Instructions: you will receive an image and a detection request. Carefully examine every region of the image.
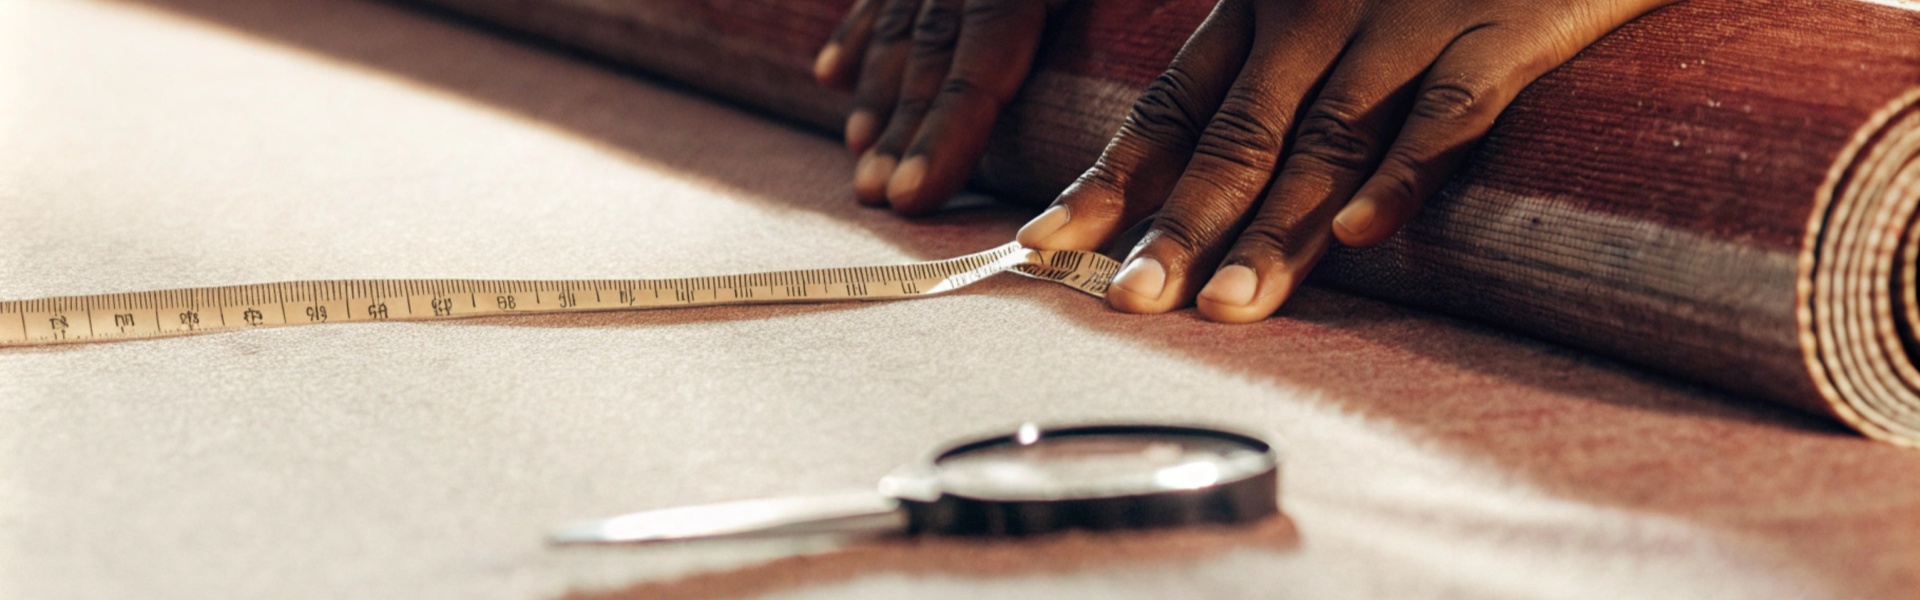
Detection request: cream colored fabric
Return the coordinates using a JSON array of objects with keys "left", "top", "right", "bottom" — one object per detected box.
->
[{"left": 4, "top": 1, "right": 1918, "bottom": 599}]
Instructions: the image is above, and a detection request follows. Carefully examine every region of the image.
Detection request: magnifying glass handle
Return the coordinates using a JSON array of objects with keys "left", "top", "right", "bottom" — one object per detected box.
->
[{"left": 547, "top": 491, "right": 907, "bottom": 545}]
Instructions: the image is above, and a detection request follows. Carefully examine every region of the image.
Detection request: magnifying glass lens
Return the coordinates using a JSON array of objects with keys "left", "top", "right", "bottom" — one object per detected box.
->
[
  {"left": 933, "top": 431, "right": 1272, "bottom": 502},
  {"left": 550, "top": 423, "right": 1281, "bottom": 544}
]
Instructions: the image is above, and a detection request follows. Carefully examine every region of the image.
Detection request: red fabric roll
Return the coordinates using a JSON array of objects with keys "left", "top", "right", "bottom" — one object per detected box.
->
[{"left": 414, "top": 0, "right": 1920, "bottom": 444}]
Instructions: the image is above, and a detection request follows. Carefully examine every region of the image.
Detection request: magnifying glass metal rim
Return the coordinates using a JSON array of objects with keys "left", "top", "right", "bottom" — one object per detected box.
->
[
  {"left": 548, "top": 421, "right": 1284, "bottom": 545},
  {"left": 884, "top": 421, "right": 1283, "bottom": 502},
  {"left": 885, "top": 422, "right": 1283, "bottom": 536}
]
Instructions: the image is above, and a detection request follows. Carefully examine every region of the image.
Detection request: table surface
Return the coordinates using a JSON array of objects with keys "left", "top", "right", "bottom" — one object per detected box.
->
[{"left": 6, "top": 1, "right": 1920, "bottom": 599}]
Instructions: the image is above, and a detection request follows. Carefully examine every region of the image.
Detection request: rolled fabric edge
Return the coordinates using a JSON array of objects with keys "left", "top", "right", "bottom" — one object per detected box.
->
[{"left": 1805, "top": 86, "right": 1920, "bottom": 446}]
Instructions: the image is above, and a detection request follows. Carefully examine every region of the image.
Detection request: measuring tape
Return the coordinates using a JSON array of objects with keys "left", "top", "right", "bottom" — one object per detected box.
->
[{"left": 0, "top": 243, "right": 1117, "bottom": 347}]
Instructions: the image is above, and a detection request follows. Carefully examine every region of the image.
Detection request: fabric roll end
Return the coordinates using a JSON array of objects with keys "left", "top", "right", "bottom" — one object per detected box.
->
[{"left": 1804, "top": 86, "right": 1920, "bottom": 447}]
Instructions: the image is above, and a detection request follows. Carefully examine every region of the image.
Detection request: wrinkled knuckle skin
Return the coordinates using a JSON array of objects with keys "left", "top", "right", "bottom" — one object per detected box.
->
[
  {"left": 1373, "top": 150, "right": 1428, "bottom": 205},
  {"left": 936, "top": 76, "right": 989, "bottom": 106},
  {"left": 1153, "top": 201, "right": 1244, "bottom": 256},
  {"left": 1291, "top": 99, "right": 1375, "bottom": 172},
  {"left": 1064, "top": 170, "right": 1130, "bottom": 220},
  {"left": 1120, "top": 68, "right": 1209, "bottom": 153},
  {"left": 1149, "top": 211, "right": 1210, "bottom": 256},
  {"left": 1077, "top": 161, "right": 1127, "bottom": 194},
  {"left": 873, "top": 0, "right": 919, "bottom": 43},
  {"left": 1193, "top": 99, "right": 1284, "bottom": 173},
  {"left": 912, "top": 5, "right": 963, "bottom": 48},
  {"left": 1412, "top": 78, "right": 1492, "bottom": 122},
  {"left": 1235, "top": 221, "right": 1311, "bottom": 260}
]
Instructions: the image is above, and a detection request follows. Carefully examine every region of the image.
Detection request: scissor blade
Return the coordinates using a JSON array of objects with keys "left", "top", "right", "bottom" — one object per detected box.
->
[{"left": 548, "top": 491, "right": 906, "bottom": 545}]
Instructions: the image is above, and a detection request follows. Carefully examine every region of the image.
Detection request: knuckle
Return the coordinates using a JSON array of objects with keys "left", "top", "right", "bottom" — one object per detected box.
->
[
  {"left": 1373, "top": 150, "right": 1428, "bottom": 204},
  {"left": 1157, "top": 211, "right": 1241, "bottom": 255},
  {"left": 1234, "top": 221, "right": 1311, "bottom": 258},
  {"left": 1192, "top": 97, "right": 1284, "bottom": 173},
  {"left": 1119, "top": 67, "right": 1210, "bottom": 153},
  {"left": 1063, "top": 170, "right": 1129, "bottom": 218},
  {"left": 1154, "top": 196, "right": 1246, "bottom": 254},
  {"left": 1290, "top": 99, "right": 1376, "bottom": 172},
  {"left": 1412, "top": 77, "right": 1494, "bottom": 122},
  {"left": 936, "top": 75, "right": 990, "bottom": 106},
  {"left": 872, "top": 0, "right": 919, "bottom": 43},
  {"left": 912, "top": 4, "right": 963, "bottom": 48},
  {"left": 1150, "top": 211, "right": 1209, "bottom": 253}
]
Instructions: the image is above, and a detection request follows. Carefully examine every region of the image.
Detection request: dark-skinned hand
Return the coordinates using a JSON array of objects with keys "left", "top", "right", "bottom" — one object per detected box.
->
[
  {"left": 813, "top": 0, "right": 1071, "bottom": 214},
  {"left": 816, "top": 0, "right": 1676, "bottom": 322}
]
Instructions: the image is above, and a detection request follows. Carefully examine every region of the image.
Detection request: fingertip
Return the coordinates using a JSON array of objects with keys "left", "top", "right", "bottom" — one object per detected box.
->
[
  {"left": 1195, "top": 264, "right": 1295, "bottom": 324},
  {"left": 813, "top": 43, "right": 843, "bottom": 86},
  {"left": 853, "top": 152, "right": 896, "bottom": 204},
  {"left": 1332, "top": 196, "right": 1379, "bottom": 246},
  {"left": 885, "top": 156, "right": 928, "bottom": 211},
  {"left": 1026, "top": 180, "right": 1129, "bottom": 251},
  {"left": 844, "top": 111, "right": 878, "bottom": 155},
  {"left": 1015, "top": 205, "right": 1070, "bottom": 248},
  {"left": 1106, "top": 256, "right": 1173, "bottom": 314},
  {"left": 1197, "top": 264, "right": 1256, "bottom": 306},
  {"left": 1336, "top": 194, "right": 1397, "bottom": 246},
  {"left": 1334, "top": 193, "right": 1417, "bottom": 247},
  {"left": 1195, "top": 301, "right": 1271, "bottom": 324}
]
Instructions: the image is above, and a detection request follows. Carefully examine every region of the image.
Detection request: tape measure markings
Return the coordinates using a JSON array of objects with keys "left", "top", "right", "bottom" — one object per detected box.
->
[{"left": 0, "top": 243, "right": 1117, "bottom": 347}]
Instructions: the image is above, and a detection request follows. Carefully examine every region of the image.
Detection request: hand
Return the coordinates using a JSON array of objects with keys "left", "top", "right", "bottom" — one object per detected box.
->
[
  {"left": 813, "top": 0, "right": 1067, "bottom": 215},
  {"left": 1013, "top": 0, "right": 1675, "bottom": 322}
]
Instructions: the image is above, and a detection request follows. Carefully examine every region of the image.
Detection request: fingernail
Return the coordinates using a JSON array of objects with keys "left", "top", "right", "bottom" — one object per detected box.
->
[
  {"left": 813, "top": 43, "right": 840, "bottom": 81},
  {"left": 1016, "top": 205, "right": 1070, "bottom": 246},
  {"left": 844, "top": 110, "right": 877, "bottom": 153},
  {"left": 886, "top": 156, "right": 927, "bottom": 206},
  {"left": 1334, "top": 197, "right": 1377, "bottom": 240},
  {"left": 1112, "top": 257, "right": 1166, "bottom": 300},
  {"left": 1199, "top": 265, "right": 1258, "bottom": 307},
  {"left": 854, "top": 153, "right": 896, "bottom": 201}
]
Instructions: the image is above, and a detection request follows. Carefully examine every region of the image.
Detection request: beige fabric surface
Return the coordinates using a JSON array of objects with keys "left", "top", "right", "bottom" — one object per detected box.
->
[{"left": 5, "top": 1, "right": 1920, "bottom": 599}]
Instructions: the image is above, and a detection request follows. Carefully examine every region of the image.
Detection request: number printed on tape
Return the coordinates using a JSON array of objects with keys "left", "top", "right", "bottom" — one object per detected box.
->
[{"left": 0, "top": 243, "right": 1118, "bottom": 347}]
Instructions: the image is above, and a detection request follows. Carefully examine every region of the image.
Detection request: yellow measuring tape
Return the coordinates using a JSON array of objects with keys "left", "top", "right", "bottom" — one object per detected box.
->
[{"left": 0, "top": 243, "right": 1117, "bottom": 347}]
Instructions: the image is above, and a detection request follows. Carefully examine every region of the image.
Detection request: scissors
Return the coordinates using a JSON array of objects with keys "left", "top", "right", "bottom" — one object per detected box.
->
[{"left": 549, "top": 422, "right": 1282, "bottom": 544}]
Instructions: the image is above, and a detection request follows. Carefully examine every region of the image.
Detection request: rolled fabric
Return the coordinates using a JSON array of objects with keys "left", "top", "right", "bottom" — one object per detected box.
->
[{"left": 411, "top": 0, "right": 1920, "bottom": 444}]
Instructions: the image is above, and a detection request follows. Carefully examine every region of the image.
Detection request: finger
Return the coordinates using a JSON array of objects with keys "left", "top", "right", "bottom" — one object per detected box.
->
[
  {"left": 1015, "top": 0, "right": 1257, "bottom": 252},
  {"left": 815, "top": 0, "right": 883, "bottom": 89},
  {"left": 882, "top": 0, "right": 1050, "bottom": 214},
  {"left": 1107, "top": 2, "right": 1352, "bottom": 314},
  {"left": 852, "top": 0, "right": 965, "bottom": 206},
  {"left": 1336, "top": 23, "right": 1582, "bottom": 247},
  {"left": 843, "top": 0, "right": 924, "bottom": 163},
  {"left": 1197, "top": 24, "right": 1451, "bottom": 323}
]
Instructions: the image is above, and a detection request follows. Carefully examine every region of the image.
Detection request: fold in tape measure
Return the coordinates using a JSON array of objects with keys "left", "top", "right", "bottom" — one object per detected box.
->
[{"left": 0, "top": 243, "right": 1117, "bottom": 347}]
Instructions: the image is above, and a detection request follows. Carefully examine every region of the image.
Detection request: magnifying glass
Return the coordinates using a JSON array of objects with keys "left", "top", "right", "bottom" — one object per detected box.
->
[{"left": 548, "top": 422, "right": 1282, "bottom": 544}]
